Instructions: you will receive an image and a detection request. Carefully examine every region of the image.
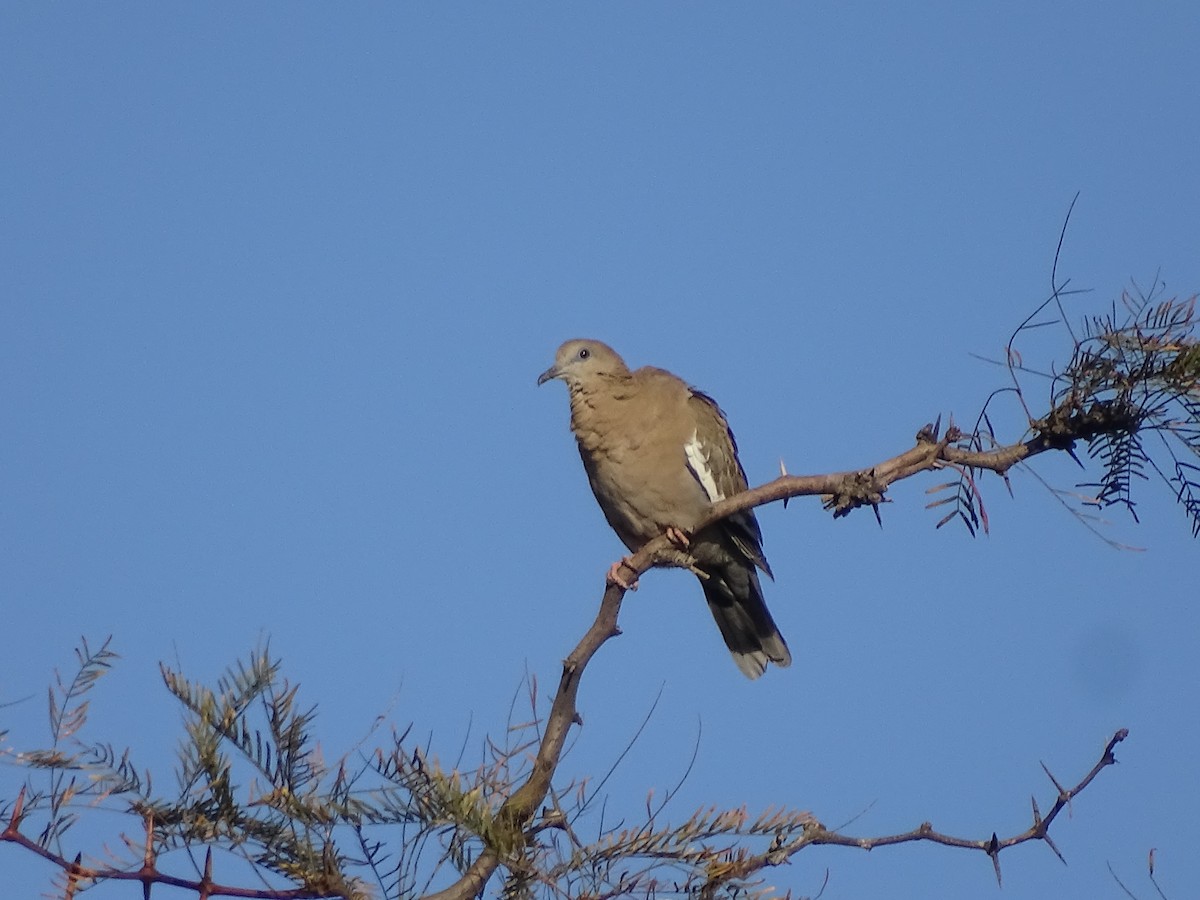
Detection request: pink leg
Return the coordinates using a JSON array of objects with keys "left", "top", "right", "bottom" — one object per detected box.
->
[
  {"left": 606, "top": 557, "right": 639, "bottom": 590},
  {"left": 665, "top": 526, "right": 691, "bottom": 548}
]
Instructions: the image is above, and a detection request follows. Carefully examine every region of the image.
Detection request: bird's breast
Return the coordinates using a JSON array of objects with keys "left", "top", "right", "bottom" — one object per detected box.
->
[{"left": 569, "top": 389, "right": 711, "bottom": 547}]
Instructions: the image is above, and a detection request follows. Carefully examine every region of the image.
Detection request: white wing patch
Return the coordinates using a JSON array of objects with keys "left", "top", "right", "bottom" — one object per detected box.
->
[{"left": 685, "top": 429, "right": 725, "bottom": 502}]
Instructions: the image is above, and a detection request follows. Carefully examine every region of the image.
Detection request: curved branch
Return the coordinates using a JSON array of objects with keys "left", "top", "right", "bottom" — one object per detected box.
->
[
  {"left": 422, "top": 583, "right": 630, "bottom": 900},
  {"left": 711, "top": 728, "right": 1130, "bottom": 891},
  {"left": 802, "top": 728, "right": 1126, "bottom": 880}
]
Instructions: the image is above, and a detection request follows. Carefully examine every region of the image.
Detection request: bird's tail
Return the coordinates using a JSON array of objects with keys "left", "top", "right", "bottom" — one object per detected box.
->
[{"left": 700, "top": 566, "right": 792, "bottom": 680}]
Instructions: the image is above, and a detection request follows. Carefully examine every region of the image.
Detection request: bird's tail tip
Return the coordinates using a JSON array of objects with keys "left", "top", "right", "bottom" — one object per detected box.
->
[{"left": 731, "top": 642, "right": 791, "bottom": 680}]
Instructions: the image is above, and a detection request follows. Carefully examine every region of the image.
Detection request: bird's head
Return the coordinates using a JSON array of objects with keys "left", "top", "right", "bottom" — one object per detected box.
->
[{"left": 537, "top": 339, "right": 630, "bottom": 389}]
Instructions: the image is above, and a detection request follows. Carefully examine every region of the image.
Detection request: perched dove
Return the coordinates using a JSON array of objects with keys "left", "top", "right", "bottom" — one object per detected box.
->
[{"left": 538, "top": 339, "right": 791, "bottom": 679}]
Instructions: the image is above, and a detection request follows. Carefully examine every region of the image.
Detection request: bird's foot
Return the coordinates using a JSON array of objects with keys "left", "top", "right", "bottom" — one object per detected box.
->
[
  {"left": 606, "top": 557, "right": 639, "bottom": 591},
  {"left": 665, "top": 526, "right": 691, "bottom": 549}
]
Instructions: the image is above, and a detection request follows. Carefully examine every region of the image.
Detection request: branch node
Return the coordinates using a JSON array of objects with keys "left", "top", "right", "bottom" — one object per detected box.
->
[
  {"left": 1104, "top": 728, "right": 1130, "bottom": 763},
  {"left": 824, "top": 470, "right": 888, "bottom": 519}
]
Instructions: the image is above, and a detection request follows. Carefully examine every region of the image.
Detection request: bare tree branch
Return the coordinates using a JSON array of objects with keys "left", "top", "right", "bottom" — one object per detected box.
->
[{"left": 767, "top": 729, "right": 1128, "bottom": 887}]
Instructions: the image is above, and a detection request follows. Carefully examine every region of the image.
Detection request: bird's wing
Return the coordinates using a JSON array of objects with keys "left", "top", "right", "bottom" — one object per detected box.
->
[{"left": 685, "top": 389, "right": 772, "bottom": 579}]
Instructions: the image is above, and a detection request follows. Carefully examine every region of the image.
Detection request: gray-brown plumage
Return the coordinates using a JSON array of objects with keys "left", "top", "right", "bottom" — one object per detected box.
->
[{"left": 538, "top": 338, "right": 791, "bottom": 679}]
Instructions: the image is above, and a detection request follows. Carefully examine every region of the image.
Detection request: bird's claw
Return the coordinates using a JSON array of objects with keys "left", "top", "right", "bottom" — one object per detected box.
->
[
  {"left": 606, "top": 558, "right": 639, "bottom": 591},
  {"left": 665, "top": 526, "right": 691, "bottom": 549}
]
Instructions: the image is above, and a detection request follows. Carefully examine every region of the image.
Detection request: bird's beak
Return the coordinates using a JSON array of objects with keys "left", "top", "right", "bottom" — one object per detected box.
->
[{"left": 536, "top": 364, "right": 560, "bottom": 386}]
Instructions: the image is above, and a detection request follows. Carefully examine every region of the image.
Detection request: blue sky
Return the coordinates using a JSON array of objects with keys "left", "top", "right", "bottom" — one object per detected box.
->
[{"left": 2, "top": 5, "right": 1198, "bottom": 898}]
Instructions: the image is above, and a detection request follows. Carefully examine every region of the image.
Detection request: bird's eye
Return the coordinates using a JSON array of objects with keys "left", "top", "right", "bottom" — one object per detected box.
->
[{"left": 578, "top": 347, "right": 590, "bottom": 360}]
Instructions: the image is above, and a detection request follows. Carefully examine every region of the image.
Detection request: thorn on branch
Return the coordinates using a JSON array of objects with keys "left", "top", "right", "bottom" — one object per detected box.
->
[
  {"left": 67, "top": 856, "right": 83, "bottom": 900},
  {"left": 200, "top": 849, "right": 214, "bottom": 900},
  {"left": 143, "top": 811, "right": 156, "bottom": 868},
  {"left": 1041, "top": 761, "right": 1069, "bottom": 803},
  {"left": 1043, "top": 831, "right": 1066, "bottom": 865},
  {"left": 4, "top": 785, "right": 26, "bottom": 837},
  {"left": 987, "top": 832, "right": 1002, "bottom": 886}
]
